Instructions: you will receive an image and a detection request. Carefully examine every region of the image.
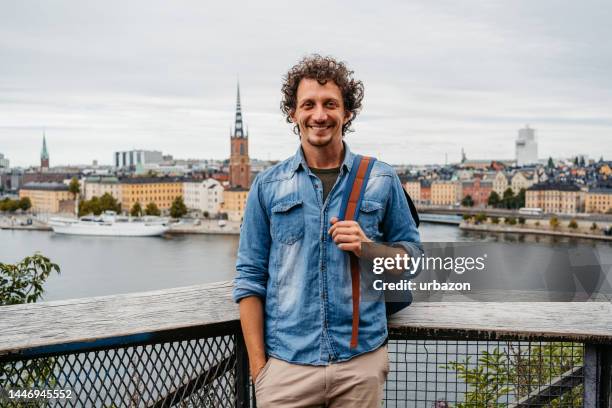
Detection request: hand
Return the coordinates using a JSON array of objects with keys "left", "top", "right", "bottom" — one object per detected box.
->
[
  {"left": 251, "top": 358, "right": 267, "bottom": 382},
  {"left": 328, "top": 217, "right": 372, "bottom": 257}
]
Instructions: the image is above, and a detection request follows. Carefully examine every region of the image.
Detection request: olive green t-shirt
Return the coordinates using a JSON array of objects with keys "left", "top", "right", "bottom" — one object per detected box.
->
[{"left": 311, "top": 167, "right": 341, "bottom": 203}]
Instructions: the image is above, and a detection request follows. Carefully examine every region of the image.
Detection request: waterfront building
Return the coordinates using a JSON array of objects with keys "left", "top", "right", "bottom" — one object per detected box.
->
[
  {"left": 19, "top": 182, "right": 72, "bottom": 214},
  {"left": 0, "top": 153, "right": 9, "bottom": 170},
  {"left": 431, "top": 180, "right": 462, "bottom": 206},
  {"left": 229, "top": 83, "right": 251, "bottom": 189},
  {"left": 420, "top": 180, "right": 432, "bottom": 205},
  {"left": 41, "top": 133, "right": 50, "bottom": 170},
  {"left": 526, "top": 182, "right": 582, "bottom": 214},
  {"left": 404, "top": 181, "right": 421, "bottom": 204},
  {"left": 493, "top": 171, "right": 510, "bottom": 196},
  {"left": 516, "top": 125, "right": 538, "bottom": 166},
  {"left": 221, "top": 187, "right": 249, "bottom": 221},
  {"left": 120, "top": 177, "right": 183, "bottom": 212},
  {"left": 585, "top": 187, "right": 612, "bottom": 214},
  {"left": 114, "top": 150, "right": 163, "bottom": 170},
  {"left": 183, "top": 178, "right": 224, "bottom": 216},
  {"left": 84, "top": 176, "right": 122, "bottom": 202},
  {"left": 461, "top": 178, "right": 493, "bottom": 207},
  {"left": 511, "top": 171, "right": 537, "bottom": 194}
]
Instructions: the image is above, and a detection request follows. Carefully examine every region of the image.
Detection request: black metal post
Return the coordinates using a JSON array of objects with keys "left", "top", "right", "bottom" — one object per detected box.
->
[
  {"left": 584, "top": 344, "right": 612, "bottom": 408},
  {"left": 235, "top": 330, "right": 251, "bottom": 408}
]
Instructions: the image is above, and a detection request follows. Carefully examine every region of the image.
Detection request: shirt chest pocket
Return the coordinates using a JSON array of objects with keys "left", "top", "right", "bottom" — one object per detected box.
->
[
  {"left": 357, "top": 200, "right": 384, "bottom": 239},
  {"left": 271, "top": 199, "right": 305, "bottom": 245}
]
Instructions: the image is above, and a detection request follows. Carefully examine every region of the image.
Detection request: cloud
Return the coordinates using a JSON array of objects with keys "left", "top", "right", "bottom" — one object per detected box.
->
[{"left": 0, "top": 0, "right": 610, "bottom": 166}]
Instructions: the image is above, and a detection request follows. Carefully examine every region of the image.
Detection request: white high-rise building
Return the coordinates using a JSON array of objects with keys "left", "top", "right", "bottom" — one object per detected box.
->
[
  {"left": 0, "top": 153, "right": 9, "bottom": 170},
  {"left": 515, "top": 125, "right": 538, "bottom": 166},
  {"left": 114, "top": 150, "right": 163, "bottom": 169}
]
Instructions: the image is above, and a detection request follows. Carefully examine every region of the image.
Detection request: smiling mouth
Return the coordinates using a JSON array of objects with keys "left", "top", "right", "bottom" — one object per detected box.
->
[{"left": 308, "top": 124, "right": 333, "bottom": 129}]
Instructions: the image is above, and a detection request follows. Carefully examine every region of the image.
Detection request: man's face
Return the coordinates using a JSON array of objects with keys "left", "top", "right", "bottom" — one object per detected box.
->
[{"left": 291, "top": 78, "right": 350, "bottom": 149}]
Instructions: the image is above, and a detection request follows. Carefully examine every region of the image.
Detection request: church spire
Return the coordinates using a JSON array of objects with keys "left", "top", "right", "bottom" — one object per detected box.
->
[
  {"left": 41, "top": 131, "right": 50, "bottom": 169},
  {"left": 233, "top": 82, "right": 245, "bottom": 138}
]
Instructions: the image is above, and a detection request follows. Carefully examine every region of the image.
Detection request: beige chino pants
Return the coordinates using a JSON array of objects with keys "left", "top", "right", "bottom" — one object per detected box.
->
[{"left": 254, "top": 345, "right": 389, "bottom": 408}]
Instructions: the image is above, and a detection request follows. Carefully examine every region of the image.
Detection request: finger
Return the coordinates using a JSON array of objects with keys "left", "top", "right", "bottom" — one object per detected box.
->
[
  {"left": 330, "top": 217, "right": 339, "bottom": 224},
  {"left": 333, "top": 234, "right": 361, "bottom": 244},
  {"left": 331, "top": 226, "right": 359, "bottom": 239},
  {"left": 338, "top": 242, "right": 360, "bottom": 252}
]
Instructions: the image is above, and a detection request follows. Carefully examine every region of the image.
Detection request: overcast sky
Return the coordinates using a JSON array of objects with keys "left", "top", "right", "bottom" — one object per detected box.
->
[{"left": 1, "top": 0, "right": 611, "bottom": 167}]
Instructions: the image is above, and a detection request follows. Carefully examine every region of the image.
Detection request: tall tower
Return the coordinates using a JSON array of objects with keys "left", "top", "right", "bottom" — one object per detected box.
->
[
  {"left": 229, "top": 83, "right": 250, "bottom": 188},
  {"left": 41, "top": 132, "right": 50, "bottom": 170},
  {"left": 515, "top": 125, "right": 538, "bottom": 166}
]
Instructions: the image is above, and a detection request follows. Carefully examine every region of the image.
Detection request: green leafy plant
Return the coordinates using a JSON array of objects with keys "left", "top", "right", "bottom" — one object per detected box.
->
[
  {"left": 444, "top": 342, "right": 583, "bottom": 407},
  {"left": 568, "top": 219, "right": 578, "bottom": 229},
  {"left": 170, "top": 196, "right": 187, "bottom": 219},
  {"left": 1, "top": 254, "right": 61, "bottom": 399},
  {"left": 0, "top": 254, "right": 60, "bottom": 305}
]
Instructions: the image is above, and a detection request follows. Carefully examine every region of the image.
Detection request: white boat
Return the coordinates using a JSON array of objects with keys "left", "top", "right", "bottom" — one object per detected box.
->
[{"left": 49, "top": 211, "right": 169, "bottom": 237}]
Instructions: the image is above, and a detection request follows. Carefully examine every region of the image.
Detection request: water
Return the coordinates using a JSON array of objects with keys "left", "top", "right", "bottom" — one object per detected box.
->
[{"left": 1, "top": 224, "right": 610, "bottom": 301}]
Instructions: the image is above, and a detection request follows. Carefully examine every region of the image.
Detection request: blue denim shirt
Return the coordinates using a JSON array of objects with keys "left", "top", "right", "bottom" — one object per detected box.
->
[{"left": 232, "top": 143, "right": 421, "bottom": 365}]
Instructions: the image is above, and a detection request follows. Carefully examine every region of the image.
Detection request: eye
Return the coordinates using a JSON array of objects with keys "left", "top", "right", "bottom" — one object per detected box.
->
[{"left": 326, "top": 101, "right": 338, "bottom": 108}]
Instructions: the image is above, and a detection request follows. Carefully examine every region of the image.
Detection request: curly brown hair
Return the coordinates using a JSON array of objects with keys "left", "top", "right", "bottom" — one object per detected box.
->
[{"left": 280, "top": 54, "right": 364, "bottom": 136}]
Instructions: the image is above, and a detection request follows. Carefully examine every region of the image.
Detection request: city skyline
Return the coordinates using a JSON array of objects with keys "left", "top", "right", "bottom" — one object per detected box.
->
[{"left": 1, "top": 0, "right": 611, "bottom": 167}]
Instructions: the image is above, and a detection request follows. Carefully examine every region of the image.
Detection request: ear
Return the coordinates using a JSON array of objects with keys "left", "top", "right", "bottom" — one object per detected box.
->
[
  {"left": 289, "top": 109, "right": 297, "bottom": 123},
  {"left": 343, "top": 110, "right": 352, "bottom": 124}
]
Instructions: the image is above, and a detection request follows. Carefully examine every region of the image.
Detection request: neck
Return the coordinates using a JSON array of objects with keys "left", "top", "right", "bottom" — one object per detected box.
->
[{"left": 301, "top": 139, "right": 344, "bottom": 169}]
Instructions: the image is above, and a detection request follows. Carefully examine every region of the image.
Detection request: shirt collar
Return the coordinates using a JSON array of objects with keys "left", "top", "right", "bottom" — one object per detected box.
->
[{"left": 290, "top": 141, "right": 355, "bottom": 175}]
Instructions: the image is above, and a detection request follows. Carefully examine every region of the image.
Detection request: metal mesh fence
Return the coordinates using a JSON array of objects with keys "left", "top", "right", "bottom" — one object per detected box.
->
[
  {"left": 1, "top": 334, "right": 239, "bottom": 407},
  {"left": 1, "top": 336, "right": 588, "bottom": 407},
  {"left": 385, "top": 339, "right": 584, "bottom": 408}
]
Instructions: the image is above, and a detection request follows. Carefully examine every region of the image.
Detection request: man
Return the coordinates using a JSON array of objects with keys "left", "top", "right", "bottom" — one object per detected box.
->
[{"left": 232, "top": 54, "right": 421, "bottom": 407}]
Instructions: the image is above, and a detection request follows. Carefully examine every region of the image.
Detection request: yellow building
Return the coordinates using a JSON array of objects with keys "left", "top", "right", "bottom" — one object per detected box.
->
[
  {"left": 84, "top": 176, "right": 122, "bottom": 202},
  {"left": 120, "top": 177, "right": 184, "bottom": 212},
  {"left": 404, "top": 181, "right": 421, "bottom": 204},
  {"left": 221, "top": 187, "right": 249, "bottom": 222},
  {"left": 526, "top": 183, "right": 582, "bottom": 214},
  {"left": 431, "top": 180, "right": 462, "bottom": 206},
  {"left": 585, "top": 188, "right": 612, "bottom": 213},
  {"left": 19, "top": 182, "right": 73, "bottom": 214}
]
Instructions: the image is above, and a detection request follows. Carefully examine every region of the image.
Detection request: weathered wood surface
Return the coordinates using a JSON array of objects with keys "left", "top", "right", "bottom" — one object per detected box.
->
[
  {"left": 388, "top": 302, "right": 612, "bottom": 343},
  {"left": 0, "top": 281, "right": 239, "bottom": 355},
  {"left": 1, "top": 280, "right": 612, "bottom": 355}
]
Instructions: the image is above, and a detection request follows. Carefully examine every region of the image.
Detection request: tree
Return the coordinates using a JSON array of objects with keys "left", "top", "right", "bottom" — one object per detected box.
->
[
  {"left": 516, "top": 188, "right": 526, "bottom": 209},
  {"left": 518, "top": 217, "right": 526, "bottom": 225},
  {"left": 487, "top": 191, "right": 500, "bottom": 207},
  {"left": 145, "top": 202, "right": 161, "bottom": 216},
  {"left": 170, "top": 196, "right": 187, "bottom": 219},
  {"left": 574, "top": 156, "right": 579, "bottom": 166},
  {"left": 130, "top": 202, "right": 143, "bottom": 217},
  {"left": 591, "top": 222, "right": 598, "bottom": 231},
  {"left": 18, "top": 197, "right": 31, "bottom": 211},
  {"left": 547, "top": 157, "right": 555, "bottom": 169},
  {"left": 203, "top": 211, "right": 210, "bottom": 219},
  {"left": 579, "top": 156, "right": 585, "bottom": 167},
  {"left": 461, "top": 195, "right": 474, "bottom": 207},
  {"left": 568, "top": 219, "right": 578, "bottom": 229},
  {"left": 491, "top": 216, "right": 500, "bottom": 224},
  {"left": 68, "top": 177, "right": 80, "bottom": 216},
  {"left": 68, "top": 177, "right": 80, "bottom": 199},
  {"left": 78, "top": 196, "right": 102, "bottom": 216},
  {"left": 502, "top": 188, "right": 516, "bottom": 209},
  {"left": 505, "top": 216, "right": 517, "bottom": 225},
  {"left": 549, "top": 216, "right": 560, "bottom": 229},
  {"left": 99, "top": 193, "right": 121, "bottom": 213},
  {"left": 474, "top": 213, "right": 487, "bottom": 224},
  {"left": 1, "top": 253, "right": 60, "bottom": 306}
]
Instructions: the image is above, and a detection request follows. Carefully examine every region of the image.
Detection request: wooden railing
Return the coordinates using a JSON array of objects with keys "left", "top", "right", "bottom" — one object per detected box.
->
[{"left": 1, "top": 281, "right": 611, "bottom": 407}]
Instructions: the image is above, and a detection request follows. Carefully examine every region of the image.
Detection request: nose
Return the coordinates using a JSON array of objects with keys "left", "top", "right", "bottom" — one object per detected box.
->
[{"left": 312, "top": 105, "right": 327, "bottom": 122}]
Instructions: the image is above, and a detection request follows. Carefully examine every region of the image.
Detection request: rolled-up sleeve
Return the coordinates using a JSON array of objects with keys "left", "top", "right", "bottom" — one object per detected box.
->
[
  {"left": 232, "top": 175, "right": 271, "bottom": 303},
  {"left": 382, "top": 174, "right": 424, "bottom": 277}
]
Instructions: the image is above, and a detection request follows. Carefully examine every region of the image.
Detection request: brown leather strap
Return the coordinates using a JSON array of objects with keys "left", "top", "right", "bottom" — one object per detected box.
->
[{"left": 344, "top": 156, "right": 372, "bottom": 349}]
